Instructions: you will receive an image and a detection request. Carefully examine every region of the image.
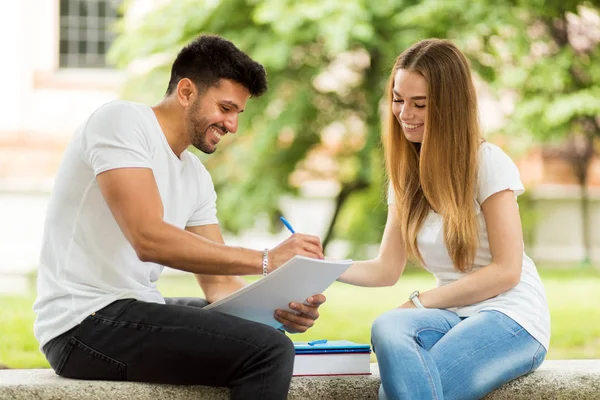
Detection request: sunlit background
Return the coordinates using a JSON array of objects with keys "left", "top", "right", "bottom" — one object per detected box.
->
[{"left": 1, "top": 0, "right": 599, "bottom": 369}]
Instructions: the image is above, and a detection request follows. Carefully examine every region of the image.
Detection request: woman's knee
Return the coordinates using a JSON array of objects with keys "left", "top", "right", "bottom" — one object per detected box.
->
[
  {"left": 372, "top": 308, "right": 460, "bottom": 353},
  {"left": 371, "top": 310, "right": 412, "bottom": 349}
]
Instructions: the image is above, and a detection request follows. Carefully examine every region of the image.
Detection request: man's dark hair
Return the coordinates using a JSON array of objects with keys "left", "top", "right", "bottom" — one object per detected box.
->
[{"left": 165, "top": 35, "right": 267, "bottom": 97}]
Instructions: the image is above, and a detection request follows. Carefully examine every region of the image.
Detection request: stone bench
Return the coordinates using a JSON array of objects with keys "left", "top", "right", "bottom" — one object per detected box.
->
[{"left": 0, "top": 360, "right": 598, "bottom": 399}]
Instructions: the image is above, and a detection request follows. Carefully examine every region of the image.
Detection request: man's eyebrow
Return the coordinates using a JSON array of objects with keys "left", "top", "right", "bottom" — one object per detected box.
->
[
  {"left": 392, "top": 89, "right": 426, "bottom": 100},
  {"left": 221, "top": 100, "right": 244, "bottom": 113}
]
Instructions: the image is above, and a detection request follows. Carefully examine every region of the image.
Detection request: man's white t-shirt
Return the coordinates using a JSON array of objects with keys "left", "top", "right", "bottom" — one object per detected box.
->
[
  {"left": 33, "top": 101, "right": 219, "bottom": 351},
  {"left": 389, "top": 142, "right": 551, "bottom": 350}
]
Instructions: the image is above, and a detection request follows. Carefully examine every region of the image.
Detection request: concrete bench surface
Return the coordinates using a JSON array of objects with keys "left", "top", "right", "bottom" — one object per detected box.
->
[{"left": 0, "top": 360, "right": 598, "bottom": 399}]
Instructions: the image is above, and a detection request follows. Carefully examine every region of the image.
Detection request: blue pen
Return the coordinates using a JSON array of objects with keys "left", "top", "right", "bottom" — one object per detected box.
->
[
  {"left": 308, "top": 339, "right": 328, "bottom": 346},
  {"left": 279, "top": 216, "right": 296, "bottom": 234}
]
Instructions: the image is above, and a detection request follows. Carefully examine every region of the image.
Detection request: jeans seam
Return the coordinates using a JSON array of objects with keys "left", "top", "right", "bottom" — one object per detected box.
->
[
  {"left": 54, "top": 338, "right": 75, "bottom": 376},
  {"left": 90, "top": 314, "right": 265, "bottom": 351},
  {"left": 529, "top": 344, "right": 545, "bottom": 373},
  {"left": 482, "top": 310, "right": 524, "bottom": 336},
  {"left": 414, "top": 328, "right": 447, "bottom": 350},
  {"left": 415, "top": 327, "right": 448, "bottom": 336},
  {"left": 438, "top": 329, "right": 517, "bottom": 381},
  {"left": 414, "top": 341, "right": 439, "bottom": 400},
  {"left": 528, "top": 348, "right": 536, "bottom": 373},
  {"left": 90, "top": 314, "right": 164, "bottom": 331},
  {"left": 260, "top": 349, "right": 271, "bottom": 396}
]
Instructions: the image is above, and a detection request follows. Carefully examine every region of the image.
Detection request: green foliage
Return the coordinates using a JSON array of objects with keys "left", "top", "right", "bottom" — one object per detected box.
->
[
  {"left": 0, "top": 296, "right": 48, "bottom": 368},
  {"left": 108, "top": 0, "right": 599, "bottom": 256},
  {"left": 517, "top": 191, "right": 538, "bottom": 251},
  {"left": 480, "top": 3, "right": 600, "bottom": 144},
  {"left": 545, "top": 87, "right": 600, "bottom": 126},
  {"left": 334, "top": 150, "right": 388, "bottom": 258}
]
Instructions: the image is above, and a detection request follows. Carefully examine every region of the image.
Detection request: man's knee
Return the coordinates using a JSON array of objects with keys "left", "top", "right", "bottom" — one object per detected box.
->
[{"left": 265, "top": 329, "right": 295, "bottom": 368}]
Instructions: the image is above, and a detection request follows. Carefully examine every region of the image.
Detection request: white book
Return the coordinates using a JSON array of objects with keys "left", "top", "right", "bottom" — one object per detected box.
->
[
  {"left": 203, "top": 256, "right": 353, "bottom": 328},
  {"left": 293, "top": 353, "right": 372, "bottom": 376}
]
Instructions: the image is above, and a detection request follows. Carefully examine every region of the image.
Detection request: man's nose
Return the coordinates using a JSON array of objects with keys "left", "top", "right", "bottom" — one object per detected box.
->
[{"left": 224, "top": 115, "right": 238, "bottom": 134}]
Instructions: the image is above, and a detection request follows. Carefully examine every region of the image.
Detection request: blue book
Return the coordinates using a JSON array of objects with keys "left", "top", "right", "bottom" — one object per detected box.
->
[
  {"left": 292, "top": 340, "right": 372, "bottom": 376},
  {"left": 294, "top": 340, "right": 371, "bottom": 354}
]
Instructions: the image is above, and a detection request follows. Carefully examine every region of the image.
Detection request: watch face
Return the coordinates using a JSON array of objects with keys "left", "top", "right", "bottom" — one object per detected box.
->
[{"left": 410, "top": 290, "right": 419, "bottom": 299}]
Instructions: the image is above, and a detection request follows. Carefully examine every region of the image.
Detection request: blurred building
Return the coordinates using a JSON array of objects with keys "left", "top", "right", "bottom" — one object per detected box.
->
[
  {"left": 0, "top": 0, "right": 122, "bottom": 292},
  {"left": 0, "top": 1, "right": 598, "bottom": 294},
  {"left": 516, "top": 146, "right": 600, "bottom": 265}
]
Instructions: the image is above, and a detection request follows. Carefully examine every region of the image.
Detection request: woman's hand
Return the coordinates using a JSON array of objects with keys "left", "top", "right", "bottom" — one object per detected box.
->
[{"left": 397, "top": 300, "right": 417, "bottom": 309}]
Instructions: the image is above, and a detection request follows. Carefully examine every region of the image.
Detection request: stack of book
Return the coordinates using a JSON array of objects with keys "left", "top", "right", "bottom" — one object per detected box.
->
[{"left": 292, "top": 340, "right": 371, "bottom": 376}]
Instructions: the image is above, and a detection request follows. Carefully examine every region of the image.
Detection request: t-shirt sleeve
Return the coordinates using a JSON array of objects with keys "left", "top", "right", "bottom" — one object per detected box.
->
[
  {"left": 387, "top": 183, "right": 396, "bottom": 205},
  {"left": 186, "top": 159, "right": 219, "bottom": 227},
  {"left": 477, "top": 143, "right": 525, "bottom": 205},
  {"left": 81, "top": 102, "right": 154, "bottom": 176}
]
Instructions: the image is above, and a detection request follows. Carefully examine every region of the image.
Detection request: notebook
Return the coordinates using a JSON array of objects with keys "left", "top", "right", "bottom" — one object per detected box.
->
[
  {"left": 203, "top": 256, "right": 353, "bottom": 329},
  {"left": 293, "top": 340, "right": 372, "bottom": 376},
  {"left": 294, "top": 340, "right": 370, "bottom": 353}
]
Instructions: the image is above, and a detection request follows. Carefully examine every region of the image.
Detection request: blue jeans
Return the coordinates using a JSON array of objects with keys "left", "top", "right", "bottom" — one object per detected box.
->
[{"left": 371, "top": 309, "right": 546, "bottom": 400}]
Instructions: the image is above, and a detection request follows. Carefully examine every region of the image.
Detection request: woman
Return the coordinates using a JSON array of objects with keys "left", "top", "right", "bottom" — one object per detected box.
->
[{"left": 339, "top": 39, "right": 550, "bottom": 399}]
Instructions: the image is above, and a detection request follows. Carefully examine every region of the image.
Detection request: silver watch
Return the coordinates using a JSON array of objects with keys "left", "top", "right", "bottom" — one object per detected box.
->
[{"left": 409, "top": 290, "right": 425, "bottom": 308}]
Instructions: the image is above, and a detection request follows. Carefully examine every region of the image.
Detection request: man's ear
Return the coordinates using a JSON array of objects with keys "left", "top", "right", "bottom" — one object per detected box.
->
[{"left": 176, "top": 78, "right": 196, "bottom": 108}]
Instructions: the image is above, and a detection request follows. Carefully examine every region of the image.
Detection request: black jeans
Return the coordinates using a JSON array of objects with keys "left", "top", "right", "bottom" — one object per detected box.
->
[{"left": 43, "top": 298, "right": 295, "bottom": 400}]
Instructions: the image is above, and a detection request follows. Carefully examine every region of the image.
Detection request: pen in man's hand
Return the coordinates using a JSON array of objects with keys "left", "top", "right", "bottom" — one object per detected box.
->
[{"left": 279, "top": 216, "right": 296, "bottom": 234}]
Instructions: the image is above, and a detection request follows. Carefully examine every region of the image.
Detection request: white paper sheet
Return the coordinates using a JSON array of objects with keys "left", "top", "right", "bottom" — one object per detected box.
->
[{"left": 203, "top": 256, "right": 353, "bottom": 328}]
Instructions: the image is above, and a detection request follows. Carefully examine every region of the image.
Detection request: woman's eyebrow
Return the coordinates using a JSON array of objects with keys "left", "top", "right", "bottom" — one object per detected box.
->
[{"left": 392, "top": 89, "right": 426, "bottom": 100}]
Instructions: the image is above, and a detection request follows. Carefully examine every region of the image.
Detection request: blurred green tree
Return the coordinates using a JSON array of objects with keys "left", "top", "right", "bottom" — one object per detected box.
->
[
  {"left": 109, "top": 0, "right": 598, "bottom": 259},
  {"left": 470, "top": 1, "right": 600, "bottom": 265}
]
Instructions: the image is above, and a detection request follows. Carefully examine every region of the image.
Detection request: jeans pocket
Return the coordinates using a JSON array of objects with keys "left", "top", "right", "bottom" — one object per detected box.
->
[
  {"left": 529, "top": 344, "right": 547, "bottom": 373},
  {"left": 58, "top": 337, "right": 126, "bottom": 381}
]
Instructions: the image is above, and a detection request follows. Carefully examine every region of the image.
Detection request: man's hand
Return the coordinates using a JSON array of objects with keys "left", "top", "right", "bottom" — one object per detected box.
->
[
  {"left": 269, "top": 233, "right": 324, "bottom": 271},
  {"left": 274, "top": 294, "right": 326, "bottom": 333}
]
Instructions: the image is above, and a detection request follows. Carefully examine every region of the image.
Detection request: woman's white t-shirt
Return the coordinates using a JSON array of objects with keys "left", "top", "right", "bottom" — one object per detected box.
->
[
  {"left": 33, "top": 101, "right": 219, "bottom": 351},
  {"left": 389, "top": 142, "right": 550, "bottom": 350}
]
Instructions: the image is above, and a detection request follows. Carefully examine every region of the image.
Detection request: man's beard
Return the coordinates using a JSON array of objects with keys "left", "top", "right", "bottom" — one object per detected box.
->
[{"left": 187, "top": 100, "right": 215, "bottom": 154}]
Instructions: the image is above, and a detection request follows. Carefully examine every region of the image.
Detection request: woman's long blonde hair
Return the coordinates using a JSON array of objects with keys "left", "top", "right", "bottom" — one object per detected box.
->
[{"left": 384, "top": 39, "right": 482, "bottom": 272}]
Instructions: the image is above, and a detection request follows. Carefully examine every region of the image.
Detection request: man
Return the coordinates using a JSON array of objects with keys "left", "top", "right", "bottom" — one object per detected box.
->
[{"left": 33, "top": 35, "right": 326, "bottom": 399}]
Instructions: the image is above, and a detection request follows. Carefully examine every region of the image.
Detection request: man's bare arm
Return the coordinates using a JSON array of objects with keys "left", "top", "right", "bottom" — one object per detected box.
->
[
  {"left": 186, "top": 225, "right": 328, "bottom": 333},
  {"left": 185, "top": 224, "right": 247, "bottom": 303},
  {"left": 97, "top": 168, "right": 323, "bottom": 275}
]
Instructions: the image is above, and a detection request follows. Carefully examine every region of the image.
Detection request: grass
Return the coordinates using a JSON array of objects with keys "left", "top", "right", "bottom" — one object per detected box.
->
[{"left": 1, "top": 267, "right": 599, "bottom": 368}]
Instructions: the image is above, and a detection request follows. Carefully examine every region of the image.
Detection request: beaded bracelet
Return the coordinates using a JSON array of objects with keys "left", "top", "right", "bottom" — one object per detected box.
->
[{"left": 262, "top": 248, "right": 269, "bottom": 276}]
